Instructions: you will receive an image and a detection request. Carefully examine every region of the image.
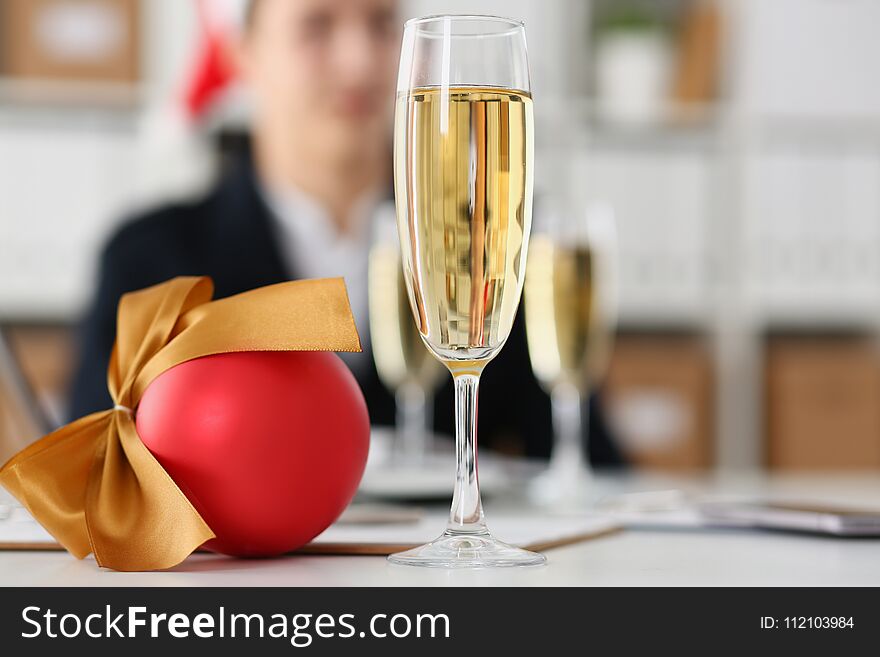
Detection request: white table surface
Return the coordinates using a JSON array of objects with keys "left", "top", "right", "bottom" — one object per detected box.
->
[{"left": 3, "top": 472, "right": 880, "bottom": 587}]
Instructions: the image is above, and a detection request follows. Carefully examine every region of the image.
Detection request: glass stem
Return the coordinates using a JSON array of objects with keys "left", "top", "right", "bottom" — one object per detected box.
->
[
  {"left": 549, "top": 382, "right": 589, "bottom": 482},
  {"left": 395, "top": 381, "right": 428, "bottom": 464},
  {"left": 446, "top": 369, "right": 488, "bottom": 535}
]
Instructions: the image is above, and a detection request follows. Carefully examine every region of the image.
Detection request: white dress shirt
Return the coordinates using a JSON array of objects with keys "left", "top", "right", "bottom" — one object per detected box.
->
[{"left": 260, "top": 183, "right": 383, "bottom": 376}]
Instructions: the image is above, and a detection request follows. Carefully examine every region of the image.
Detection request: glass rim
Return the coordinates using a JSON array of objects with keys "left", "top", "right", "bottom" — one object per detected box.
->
[{"left": 404, "top": 14, "right": 525, "bottom": 30}]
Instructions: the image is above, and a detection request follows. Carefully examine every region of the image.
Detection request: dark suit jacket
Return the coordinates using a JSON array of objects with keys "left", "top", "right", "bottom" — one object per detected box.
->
[{"left": 69, "top": 152, "right": 623, "bottom": 465}]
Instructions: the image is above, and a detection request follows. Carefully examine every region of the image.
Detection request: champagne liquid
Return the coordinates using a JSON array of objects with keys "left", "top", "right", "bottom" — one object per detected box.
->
[
  {"left": 368, "top": 244, "right": 444, "bottom": 391},
  {"left": 394, "top": 86, "right": 534, "bottom": 364},
  {"left": 524, "top": 237, "right": 613, "bottom": 393}
]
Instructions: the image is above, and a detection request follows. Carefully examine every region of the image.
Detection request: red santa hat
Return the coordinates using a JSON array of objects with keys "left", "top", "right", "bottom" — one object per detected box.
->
[
  {"left": 132, "top": 1, "right": 248, "bottom": 205},
  {"left": 182, "top": 0, "right": 247, "bottom": 121}
]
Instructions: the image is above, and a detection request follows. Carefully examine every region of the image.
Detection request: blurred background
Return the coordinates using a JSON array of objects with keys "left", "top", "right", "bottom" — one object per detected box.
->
[{"left": 1, "top": 0, "right": 879, "bottom": 475}]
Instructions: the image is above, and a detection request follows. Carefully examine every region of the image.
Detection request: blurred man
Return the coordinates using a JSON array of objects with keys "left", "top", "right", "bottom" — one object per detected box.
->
[{"left": 71, "top": 0, "right": 622, "bottom": 465}]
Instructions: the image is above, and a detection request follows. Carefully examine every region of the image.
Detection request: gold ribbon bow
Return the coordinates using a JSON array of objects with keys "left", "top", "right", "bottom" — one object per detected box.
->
[{"left": 0, "top": 276, "right": 361, "bottom": 571}]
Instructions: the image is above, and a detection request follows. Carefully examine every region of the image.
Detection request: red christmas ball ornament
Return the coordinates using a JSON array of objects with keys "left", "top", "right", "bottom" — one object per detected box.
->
[{"left": 135, "top": 350, "right": 369, "bottom": 557}]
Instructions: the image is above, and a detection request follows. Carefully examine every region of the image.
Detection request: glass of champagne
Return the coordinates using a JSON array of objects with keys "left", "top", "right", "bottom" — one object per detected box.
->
[
  {"left": 389, "top": 15, "right": 544, "bottom": 567},
  {"left": 369, "top": 204, "right": 444, "bottom": 463},
  {"left": 524, "top": 202, "right": 618, "bottom": 504}
]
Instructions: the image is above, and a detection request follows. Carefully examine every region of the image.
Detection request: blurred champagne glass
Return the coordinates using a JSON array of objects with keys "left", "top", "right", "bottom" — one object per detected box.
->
[
  {"left": 524, "top": 202, "right": 618, "bottom": 503},
  {"left": 369, "top": 206, "right": 444, "bottom": 463}
]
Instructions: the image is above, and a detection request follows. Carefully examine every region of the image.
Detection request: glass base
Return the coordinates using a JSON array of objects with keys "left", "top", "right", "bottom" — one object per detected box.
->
[
  {"left": 529, "top": 466, "right": 597, "bottom": 509},
  {"left": 387, "top": 530, "right": 547, "bottom": 568}
]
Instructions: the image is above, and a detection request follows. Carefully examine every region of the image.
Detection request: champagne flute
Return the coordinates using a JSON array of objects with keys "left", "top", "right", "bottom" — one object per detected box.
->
[
  {"left": 524, "top": 202, "right": 618, "bottom": 503},
  {"left": 389, "top": 15, "right": 543, "bottom": 567},
  {"left": 369, "top": 205, "right": 444, "bottom": 463}
]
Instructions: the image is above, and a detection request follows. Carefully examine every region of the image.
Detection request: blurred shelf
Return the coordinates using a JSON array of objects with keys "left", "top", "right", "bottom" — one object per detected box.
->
[
  {"left": 617, "top": 307, "right": 713, "bottom": 332},
  {"left": 536, "top": 95, "right": 723, "bottom": 152},
  {"left": 0, "top": 298, "right": 87, "bottom": 325},
  {"left": 744, "top": 114, "right": 880, "bottom": 150},
  {"left": 755, "top": 307, "right": 880, "bottom": 333},
  {"left": 583, "top": 124, "right": 720, "bottom": 153},
  {"left": 0, "top": 76, "right": 144, "bottom": 112}
]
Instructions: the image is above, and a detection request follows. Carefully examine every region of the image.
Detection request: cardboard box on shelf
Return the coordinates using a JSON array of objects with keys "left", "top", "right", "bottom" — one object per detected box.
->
[
  {"left": 765, "top": 335, "right": 880, "bottom": 470},
  {"left": 1, "top": 0, "right": 139, "bottom": 83},
  {"left": 0, "top": 381, "right": 41, "bottom": 464},
  {"left": 603, "top": 333, "right": 714, "bottom": 471},
  {"left": 0, "top": 326, "right": 73, "bottom": 462},
  {"left": 672, "top": 0, "right": 722, "bottom": 106}
]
